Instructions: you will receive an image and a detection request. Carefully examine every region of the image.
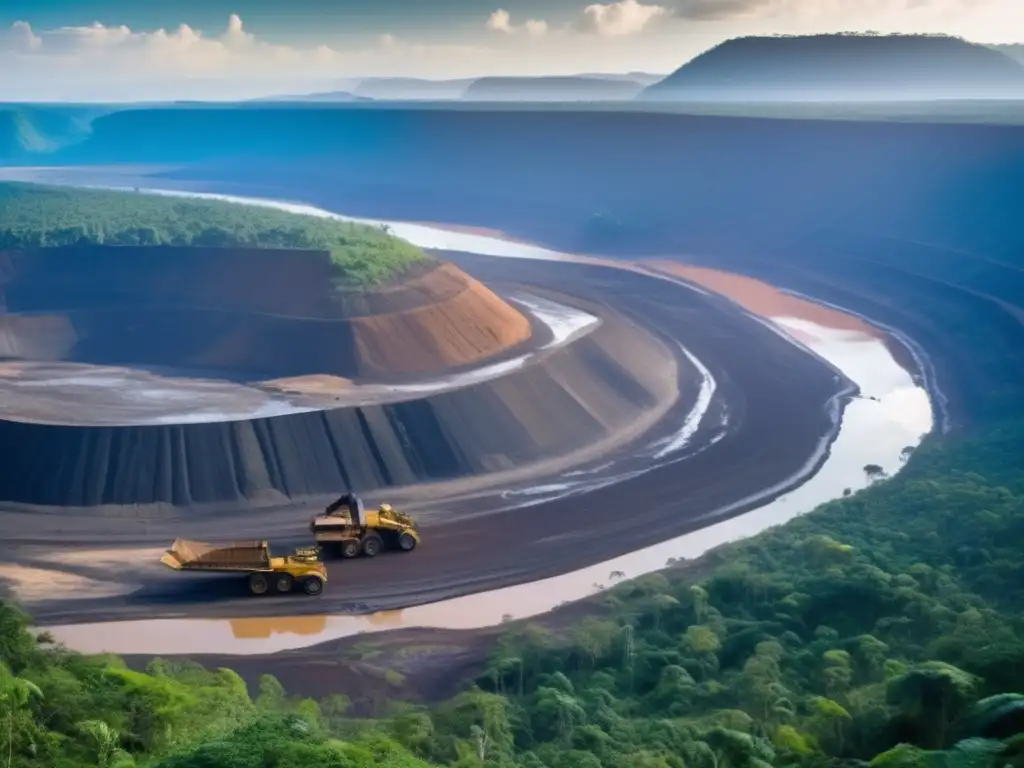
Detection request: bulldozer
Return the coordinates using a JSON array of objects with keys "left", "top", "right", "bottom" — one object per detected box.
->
[{"left": 310, "top": 493, "right": 420, "bottom": 558}]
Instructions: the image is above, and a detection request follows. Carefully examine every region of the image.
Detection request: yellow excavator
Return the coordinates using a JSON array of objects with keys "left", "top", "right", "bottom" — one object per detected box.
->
[{"left": 309, "top": 493, "right": 420, "bottom": 558}]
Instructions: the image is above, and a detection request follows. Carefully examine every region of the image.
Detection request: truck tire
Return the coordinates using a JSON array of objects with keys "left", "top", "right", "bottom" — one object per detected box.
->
[
  {"left": 274, "top": 574, "right": 294, "bottom": 593},
  {"left": 340, "top": 540, "right": 361, "bottom": 559},
  {"left": 248, "top": 573, "right": 269, "bottom": 595},
  {"left": 362, "top": 534, "right": 383, "bottom": 557},
  {"left": 303, "top": 576, "right": 324, "bottom": 596},
  {"left": 398, "top": 532, "right": 417, "bottom": 552}
]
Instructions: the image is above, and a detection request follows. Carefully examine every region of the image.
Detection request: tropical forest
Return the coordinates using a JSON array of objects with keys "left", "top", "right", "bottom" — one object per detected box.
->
[
  {"left": 2, "top": 417, "right": 1023, "bottom": 767},
  {"left": 0, "top": 183, "right": 427, "bottom": 288}
]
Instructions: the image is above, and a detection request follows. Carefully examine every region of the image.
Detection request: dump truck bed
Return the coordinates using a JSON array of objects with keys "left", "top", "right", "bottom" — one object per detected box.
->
[{"left": 161, "top": 538, "right": 272, "bottom": 573}]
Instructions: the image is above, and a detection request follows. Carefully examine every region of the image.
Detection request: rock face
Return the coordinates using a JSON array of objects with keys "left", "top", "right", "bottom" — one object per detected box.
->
[
  {"left": 0, "top": 246, "right": 678, "bottom": 509},
  {"left": 0, "top": 247, "right": 531, "bottom": 379},
  {"left": 0, "top": 312, "right": 672, "bottom": 508}
]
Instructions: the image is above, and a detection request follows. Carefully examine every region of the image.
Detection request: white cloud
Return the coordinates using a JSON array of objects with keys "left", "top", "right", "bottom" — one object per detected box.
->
[
  {"left": 487, "top": 9, "right": 514, "bottom": 33},
  {"left": 45, "top": 21, "right": 135, "bottom": 51},
  {"left": 1, "top": 14, "right": 337, "bottom": 76},
  {"left": 3, "top": 20, "right": 42, "bottom": 52},
  {"left": 665, "top": 0, "right": 1021, "bottom": 27},
  {"left": 486, "top": 9, "right": 549, "bottom": 37},
  {"left": 378, "top": 33, "right": 401, "bottom": 52},
  {"left": 523, "top": 19, "right": 551, "bottom": 37},
  {"left": 224, "top": 13, "right": 250, "bottom": 45},
  {"left": 2, "top": 1, "right": 1022, "bottom": 101},
  {"left": 0, "top": 15, "right": 354, "bottom": 100},
  {"left": 488, "top": 2, "right": 668, "bottom": 39},
  {"left": 580, "top": 0, "right": 669, "bottom": 36}
]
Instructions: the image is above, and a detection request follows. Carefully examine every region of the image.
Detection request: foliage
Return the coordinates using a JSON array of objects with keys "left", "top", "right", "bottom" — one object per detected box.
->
[
  {"left": 0, "top": 604, "right": 434, "bottom": 767},
  {"left": 451, "top": 423, "right": 1024, "bottom": 767},
  {"left": 0, "top": 182, "right": 429, "bottom": 287},
  {"left": 2, "top": 424, "right": 1023, "bottom": 767}
]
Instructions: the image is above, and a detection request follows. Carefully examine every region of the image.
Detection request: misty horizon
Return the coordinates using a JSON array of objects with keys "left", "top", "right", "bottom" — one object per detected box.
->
[{"left": 3, "top": 0, "right": 1024, "bottom": 101}]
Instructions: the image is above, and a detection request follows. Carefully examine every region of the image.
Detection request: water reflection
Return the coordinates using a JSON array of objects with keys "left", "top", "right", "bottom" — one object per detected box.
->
[{"left": 230, "top": 616, "right": 328, "bottom": 639}]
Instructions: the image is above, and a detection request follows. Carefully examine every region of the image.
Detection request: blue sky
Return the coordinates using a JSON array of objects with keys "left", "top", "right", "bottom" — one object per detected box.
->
[
  {"left": 2, "top": 0, "right": 1022, "bottom": 101},
  {"left": 2, "top": 0, "right": 569, "bottom": 40}
]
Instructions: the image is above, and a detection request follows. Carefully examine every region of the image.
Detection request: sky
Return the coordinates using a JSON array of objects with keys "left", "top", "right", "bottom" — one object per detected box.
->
[{"left": 2, "top": 0, "right": 1023, "bottom": 101}]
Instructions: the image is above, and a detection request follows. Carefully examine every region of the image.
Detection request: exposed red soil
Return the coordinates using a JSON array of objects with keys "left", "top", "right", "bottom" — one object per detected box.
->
[
  {"left": 643, "top": 260, "right": 923, "bottom": 377},
  {"left": 0, "top": 250, "right": 533, "bottom": 380},
  {"left": 644, "top": 261, "right": 885, "bottom": 338},
  {"left": 349, "top": 263, "right": 532, "bottom": 376},
  {"left": 259, "top": 374, "right": 354, "bottom": 395}
]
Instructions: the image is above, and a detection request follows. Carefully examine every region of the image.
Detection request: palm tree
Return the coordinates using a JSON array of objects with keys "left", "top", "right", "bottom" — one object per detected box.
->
[
  {"left": 0, "top": 663, "right": 43, "bottom": 768},
  {"left": 77, "top": 720, "right": 134, "bottom": 768}
]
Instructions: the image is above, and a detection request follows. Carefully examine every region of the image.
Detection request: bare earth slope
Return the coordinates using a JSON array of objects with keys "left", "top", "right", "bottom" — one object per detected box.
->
[
  {"left": 343, "top": 262, "right": 531, "bottom": 375},
  {"left": 0, "top": 246, "right": 680, "bottom": 509},
  {"left": 0, "top": 302, "right": 673, "bottom": 508},
  {"left": 0, "top": 248, "right": 531, "bottom": 379},
  {"left": 5, "top": 255, "right": 845, "bottom": 628}
]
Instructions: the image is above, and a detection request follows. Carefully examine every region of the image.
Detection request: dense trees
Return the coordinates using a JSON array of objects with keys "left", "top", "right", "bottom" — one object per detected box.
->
[
  {"left": 0, "top": 604, "right": 432, "bottom": 767},
  {"left": 0, "top": 182, "right": 428, "bottom": 287},
  {"left": 450, "top": 423, "right": 1024, "bottom": 767},
  {"left": 1, "top": 424, "right": 1023, "bottom": 767}
]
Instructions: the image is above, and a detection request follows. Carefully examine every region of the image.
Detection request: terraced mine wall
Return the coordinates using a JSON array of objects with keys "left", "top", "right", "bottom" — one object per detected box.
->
[
  {"left": 27, "top": 107, "right": 1022, "bottom": 257},
  {"left": 0, "top": 247, "right": 531, "bottom": 379},
  {"left": 0, "top": 302, "right": 674, "bottom": 508},
  {"left": 48, "top": 106, "right": 1015, "bottom": 429}
]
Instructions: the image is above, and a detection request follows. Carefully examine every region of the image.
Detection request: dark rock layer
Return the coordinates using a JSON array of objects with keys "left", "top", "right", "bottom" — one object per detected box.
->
[{"left": 0, "top": 296, "right": 674, "bottom": 507}]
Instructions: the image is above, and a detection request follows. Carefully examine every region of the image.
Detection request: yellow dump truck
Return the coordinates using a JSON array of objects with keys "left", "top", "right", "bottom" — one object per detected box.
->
[
  {"left": 310, "top": 493, "right": 420, "bottom": 558},
  {"left": 161, "top": 539, "right": 328, "bottom": 596}
]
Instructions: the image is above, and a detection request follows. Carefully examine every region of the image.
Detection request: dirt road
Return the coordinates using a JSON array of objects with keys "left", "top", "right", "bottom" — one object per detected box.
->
[{"left": 3, "top": 253, "right": 847, "bottom": 625}]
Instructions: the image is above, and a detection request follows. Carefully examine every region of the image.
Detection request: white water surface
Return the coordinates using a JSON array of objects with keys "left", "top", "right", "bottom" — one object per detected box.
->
[{"left": 128, "top": 187, "right": 581, "bottom": 262}]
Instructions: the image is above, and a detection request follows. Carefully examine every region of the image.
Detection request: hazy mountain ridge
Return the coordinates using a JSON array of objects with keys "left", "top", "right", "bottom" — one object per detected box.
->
[
  {"left": 576, "top": 72, "right": 664, "bottom": 86},
  {"left": 351, "top": 77, "right": 477, "bottom": 100},
  {"left": 256, "top": 73, "right": 662, "bottom": 102},
  {"left": 250, "top": 90, "right": 371, "bottom": 103},
  {"left": 992, "top": 43, "right": 1024, "bottom": 64},
  {"left": 461, "top": 76, "right": 646, "bottom": 101},
  {"left": 642, "top": 33, "right": 1024, "bottom": 101}
]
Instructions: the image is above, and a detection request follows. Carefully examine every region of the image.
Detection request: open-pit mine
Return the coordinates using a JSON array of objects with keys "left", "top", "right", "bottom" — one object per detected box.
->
[{"left": 0, "top": 179, "right": 934, "bottom": 666}]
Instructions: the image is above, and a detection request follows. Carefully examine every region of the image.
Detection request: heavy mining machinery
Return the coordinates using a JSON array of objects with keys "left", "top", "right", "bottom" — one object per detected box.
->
[
  {"left": 310, "top": 493, "right": 420, "bottom": 558},
  {"left": 161, "top": 539, "right": 328, "bottom": 596}
]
